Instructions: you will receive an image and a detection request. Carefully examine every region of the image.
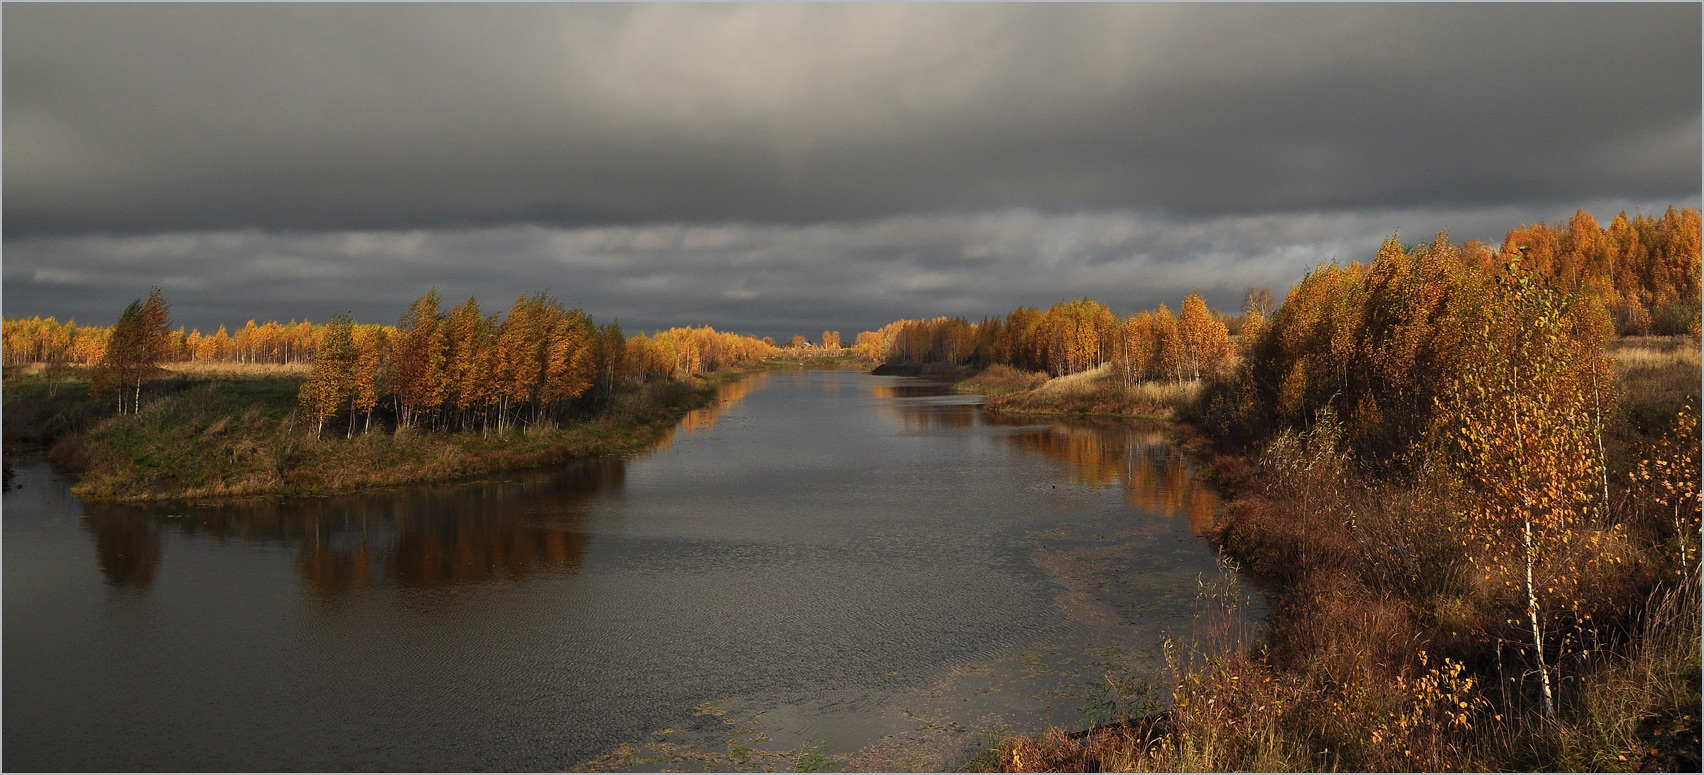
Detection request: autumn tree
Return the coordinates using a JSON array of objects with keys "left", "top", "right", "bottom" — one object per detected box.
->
[
  {"left": 542, "top": 308, "right": 596, "bottom": 414},
  {"left": 91, "top": 288, "right": 174, "bottom": 415},
  {"left": 1150, "top": 303, "right": 1182, "bottom": 383},
  {"left": 1633, "top": 405, "right": 1702, "bottom": 569},
  {"left": 1497, "top": 206, "right": 1701, "bottom": 335},
  {"left": 1179, "top": 292, "right": 1232, "bottom": 381},
  {"left": 1435, "top": 262, "right": 1615, "bottom": 720},
  {"left": 1242, "top": 287, "right": 1276, "bottom": 318},
  {"left": 595, "top": 322, "right": 626, "bottom": 396},
  {"left": 993, "top": 306, "right": 1043, "bottom": 372},
  {"left": 350, "top": 325, "right": 389, "bottom": 435},
  {"left": 1114, "top": 311, "right": 1154, "bottom": 389},
  {"left": 443, "top": 297, "right": 498, "bottom": 430},
  {"left": 494, "top": 294, "right": 551, "bottom": 432},
  {"left": 392, "top": 289, "right": 449, "bottom": 430},
  {"left": 300, "top": 313, "right": 357, "bottom": 438},
  {"left": 1035, "top": 298, "right": 1116, "bottom": 376},
  {"left": 852, "top": 330, "right": 884, "bottom": 361}
]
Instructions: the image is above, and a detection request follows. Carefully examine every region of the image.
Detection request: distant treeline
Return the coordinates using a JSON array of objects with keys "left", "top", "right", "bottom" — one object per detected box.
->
[
  {"left": 3, "top": 288, "right": 780, "bottom": 438},
  {"left": 2, "top": 315, "right": 325, "bottom": 367},
  {"left": 855, "top": 293, "right": 1238, "bottom": 386},
  {"left": 1, "top": 309, "right": 792, "bottom": 373}
]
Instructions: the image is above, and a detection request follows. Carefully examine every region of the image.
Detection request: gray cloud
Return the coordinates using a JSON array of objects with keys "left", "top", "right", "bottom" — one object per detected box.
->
[
  {"left": 5, "top": 3, "right": 1698, "bottom": 237},
  {"left": 6, "top": 198, "right": 1691, "bottom": 340},
  {"left": 4, "top": 5, "right": 1697, "bottom": 337}
]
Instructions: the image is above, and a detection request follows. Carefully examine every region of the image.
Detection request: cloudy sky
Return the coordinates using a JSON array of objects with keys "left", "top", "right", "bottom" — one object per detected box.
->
[{"left": 4, "top": 3, "right": 1699, "bottom": 339}]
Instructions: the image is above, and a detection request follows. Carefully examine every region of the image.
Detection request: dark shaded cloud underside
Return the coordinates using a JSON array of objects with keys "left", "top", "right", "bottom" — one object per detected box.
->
[{"left": 5, "top": 3, "right": 1697, "bottom": 236}]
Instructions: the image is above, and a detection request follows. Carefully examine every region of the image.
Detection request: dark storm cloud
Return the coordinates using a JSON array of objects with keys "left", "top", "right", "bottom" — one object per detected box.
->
[
  {"left": 7, "top": 198, "right": 1691, "bottom": 339},
  {"left": 5, "top": 3, "right": 1699, "bottom": 237}
]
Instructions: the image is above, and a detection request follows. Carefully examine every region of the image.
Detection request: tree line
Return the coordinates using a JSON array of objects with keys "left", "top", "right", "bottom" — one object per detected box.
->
[
  {"left": 1500, "top": 205, "right": 1700, "bottom": 335},
  {"left": 2, "top": 315, "right": 330, "bottom": 368},
  {"left": 6, "top": 287, "right": 779, "bottom": 437},
  {"left": 301, "top": 290, "right": 781, "bottom": 438},
  {"left": 855, "top": 292, "right": 1236, "bottom": 386},
  {"left": 626, "top": 325, "right": 781, "bottom": 382},
  {"left": 309, "top": 289, "right": 634, "bottom": 437}
]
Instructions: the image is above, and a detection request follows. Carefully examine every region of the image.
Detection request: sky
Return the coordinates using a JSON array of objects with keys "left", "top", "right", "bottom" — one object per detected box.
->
[{"left": 4, "top": 3, "right": 1700, "bottom": 340}]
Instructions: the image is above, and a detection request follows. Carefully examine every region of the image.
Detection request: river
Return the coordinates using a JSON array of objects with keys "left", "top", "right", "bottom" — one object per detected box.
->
[{"left": 2, "top": 370, "right": 1262, "bottom": 771}]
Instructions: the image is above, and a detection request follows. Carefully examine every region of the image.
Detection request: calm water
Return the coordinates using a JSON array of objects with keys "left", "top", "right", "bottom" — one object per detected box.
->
[{"left": 3, "top": 371, "right": 1261, "bottom": 771}]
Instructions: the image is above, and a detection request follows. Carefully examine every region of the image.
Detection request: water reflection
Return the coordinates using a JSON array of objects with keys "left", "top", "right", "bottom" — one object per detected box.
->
[
  {"left": 993, "top": 417, "right": 1220, "bottom": 533},
  {"left": 867, "top": 381, "right": 956, "bottom": 400},
  {"left": 868, "top": 380, "right": 979, "bottom": 430},
  {"left": 660, "top": 373, "right": 772, "bottom": 441},
  {"left": 83, "top": 510, "right": 163, "bottom": 589},
  {"left": 79, "top": 458, "right": 626, "bottom": 596},
  {"left": 869, "top": 378, "right": 1220, "bottom": 532}
]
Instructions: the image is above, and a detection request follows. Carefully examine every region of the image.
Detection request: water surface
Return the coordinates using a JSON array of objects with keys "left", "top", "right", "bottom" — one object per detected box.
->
[{"left": 3, "top": 370, "right": 1260, "bottom": 771}]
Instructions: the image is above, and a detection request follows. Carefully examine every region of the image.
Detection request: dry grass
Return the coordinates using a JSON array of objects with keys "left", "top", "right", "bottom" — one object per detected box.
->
[
  {"left": 1608, "top": 335, "right": 1702, "bottom": 482},
  {"left": 959, "top": 363, "right": 1049, "bottom": 396},
  {"left": 1122, "top": 380, "right": 1201, "bottom": 410},
  {"left": 2, "top": 362, "right": 63, "bottom": 378},
  {"left": 1612, "top": 336, "right": 1702, "bottom": 372},
  {"left": 1033, "top": 362, "right": 1113, "bottom": 396},
  {"left": 994, "top": 403, "right": 1699, "bottom": 772},
  {"left": 974, "top": 364, "right": 1204, "bottom": 419},
  {"left": 1534, "top": 574, "right": 1703, "bottom": 772},
  {"left": 5, "top": 360, "right": 313, "bottom": 381},
  {"left": 162, "top": 361, "right": 312, "bottom": 377},
  {"left": 1611, "top": 335, "right": 1702, "bottom": 410}
]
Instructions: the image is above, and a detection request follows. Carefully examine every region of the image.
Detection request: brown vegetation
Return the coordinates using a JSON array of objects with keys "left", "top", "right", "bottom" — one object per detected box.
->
[{"left": 995, "top": 210, "right": 1700, "bottom": 772}]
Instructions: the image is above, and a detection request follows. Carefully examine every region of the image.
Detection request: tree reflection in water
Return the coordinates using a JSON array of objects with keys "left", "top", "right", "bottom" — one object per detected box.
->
[
  {"left": 650, "top": 372, "right": 771, "bottom": 447},
  {"left": 73, "top": 373, "right": 775, "bottom": 598},
  {"left": 81, "top": 510, "right": 163, "bottom": 589},
  {"left": 868, "top": 380, "right": 979, "bottom": 430},
  {"left": 867, "top": 377, "right": 1219, "bottom": 532},
  {"left": 78, "top": 458, "right": 627, "bottom": 596},
  {"left": 994, "top": 417, "right": 1220, "bottom": 533}
]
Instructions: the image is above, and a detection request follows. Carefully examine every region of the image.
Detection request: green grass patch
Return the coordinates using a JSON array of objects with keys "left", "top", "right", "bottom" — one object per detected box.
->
[{"left": 16, "top": 372, "right": 714, "bottom": 502}]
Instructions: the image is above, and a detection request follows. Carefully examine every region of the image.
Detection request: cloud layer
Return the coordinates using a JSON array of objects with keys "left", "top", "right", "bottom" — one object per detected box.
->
[
  {"left": 8, "top": 200, "right": 1690, "bottom": 338},
  {"left": 3, "top": 5, "right": 1698, "bottom": 335},
  {"left": 6, "top": 4, "right": 1698, "bottom": 236}
]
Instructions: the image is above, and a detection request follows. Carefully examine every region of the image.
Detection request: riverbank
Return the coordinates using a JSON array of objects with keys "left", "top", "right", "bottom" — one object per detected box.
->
[
  {"left": 993, "top": 337, "right": 1703, "bottom": 772},
  {"left": 763, "top": 348, "right": 879, "bottom": 371},
  {"left": 3, "top": 368, "right": 717, "bottom": 502},
  {"left": 944, "top": 363, "right": 1200, "bottom": 421},
  {"left": 1, "top": 350, "right": 885, "bottom": 503}
]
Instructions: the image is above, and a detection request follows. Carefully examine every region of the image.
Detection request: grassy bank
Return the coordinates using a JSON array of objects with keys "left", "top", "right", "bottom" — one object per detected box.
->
[
  {"left": 992, "top": 337, "right": 1702, "bottom": 772},
  {"left": 764, "top": 348, "right": 881, "bottom": 372},
  {"left": 953, "top": 363, "right": 1203, "bottom": 420},
  {"left": 5, "top": 367, "right": 715, "bottom": 502}
]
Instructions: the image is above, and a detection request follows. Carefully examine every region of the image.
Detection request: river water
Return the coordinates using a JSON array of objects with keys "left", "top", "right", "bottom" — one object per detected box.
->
[{"left": 2, "top": 370, "right": 1261, "bottom": 771}]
